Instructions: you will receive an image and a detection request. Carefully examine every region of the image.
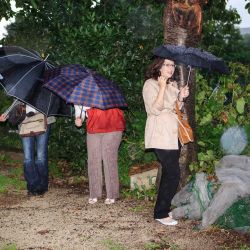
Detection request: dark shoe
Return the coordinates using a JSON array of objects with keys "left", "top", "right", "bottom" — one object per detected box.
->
[
  {"left": 27, "top": 190, "right": 47, "bottom": 196},
  {"left": 36, "top": 190, "right": 46, "bottom": 196},
  {"left": 27, "top": 191, "right": 38, "bottom": 196}
]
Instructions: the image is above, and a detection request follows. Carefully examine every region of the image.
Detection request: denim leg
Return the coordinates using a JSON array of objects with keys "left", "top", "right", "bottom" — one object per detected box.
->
[
  {"left": 21, "top": 136, "right": 40, "bottom": 192},
  {"left": 35, "top": 125, "right": 51, "bottom": 191}
]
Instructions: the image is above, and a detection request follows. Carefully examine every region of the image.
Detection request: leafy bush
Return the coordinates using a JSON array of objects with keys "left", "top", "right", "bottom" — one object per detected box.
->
[
  {"left": 190, "top": 63, "right": 250, "bottom": 173},
  {"left": 0, "top": 1, "right": 249, "bottom": 185}
]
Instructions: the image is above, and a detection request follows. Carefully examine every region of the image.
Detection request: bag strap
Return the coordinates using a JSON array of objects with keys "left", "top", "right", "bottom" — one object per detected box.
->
[{"left": 175, "top": 102, "right": 183, "bottom": 119}]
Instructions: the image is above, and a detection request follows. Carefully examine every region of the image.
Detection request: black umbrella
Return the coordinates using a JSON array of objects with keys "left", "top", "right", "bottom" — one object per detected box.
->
[
  {"left": 0, "top": 46, "right": 71, "bottom": 117},
  {"left": 153, "top": 44, "right": 229, "bottom": 84}
]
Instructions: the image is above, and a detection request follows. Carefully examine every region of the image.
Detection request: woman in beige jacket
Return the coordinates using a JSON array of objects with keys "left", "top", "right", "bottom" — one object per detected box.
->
[{"left": 143, "top": 57, "right": 189, "bottom": 226}]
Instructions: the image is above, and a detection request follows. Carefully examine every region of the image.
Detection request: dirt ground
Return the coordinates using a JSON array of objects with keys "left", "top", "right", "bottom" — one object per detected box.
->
[
  {"left": 0, "top": 188, "right": 249, "bottom": 250},
  {"left": 0, "top": 151, "right": 249, "bottom": 250}
]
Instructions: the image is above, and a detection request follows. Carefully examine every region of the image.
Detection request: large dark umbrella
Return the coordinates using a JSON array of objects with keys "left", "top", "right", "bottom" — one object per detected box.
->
[
  {"left": 44, "top": 64, "right": 127, "bottom": 109},
  {"left": 153, "top": 44, "right": 229, "bottom": 84},
  {"left": 0, "top": 46, "right": 71, "bottom": 116}
]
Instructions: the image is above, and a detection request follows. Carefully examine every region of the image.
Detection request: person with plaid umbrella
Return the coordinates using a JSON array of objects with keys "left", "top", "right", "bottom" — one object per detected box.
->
[
  {"left": 75, "top": 105, "right": 126, "bottom": 204},
  {"left": 44, "top": 64, "right": 127, "bottom": 204}
]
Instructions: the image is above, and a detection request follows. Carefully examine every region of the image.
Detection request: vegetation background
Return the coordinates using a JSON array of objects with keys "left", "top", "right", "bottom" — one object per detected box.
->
[{"left": 0, "top": 0, "right": 249, "bottom": 187}]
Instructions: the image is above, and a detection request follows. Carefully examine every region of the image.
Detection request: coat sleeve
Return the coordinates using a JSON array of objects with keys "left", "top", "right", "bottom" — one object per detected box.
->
[{"left": 142, "top": 79, "right": 163, "bottom": 116}]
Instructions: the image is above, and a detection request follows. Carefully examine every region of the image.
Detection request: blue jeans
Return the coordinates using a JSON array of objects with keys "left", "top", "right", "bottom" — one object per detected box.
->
[{"left": 21, "top": 125, "right": 51, "bottom": 192}]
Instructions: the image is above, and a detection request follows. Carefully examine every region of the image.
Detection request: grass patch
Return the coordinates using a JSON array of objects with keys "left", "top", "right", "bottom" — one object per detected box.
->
[
  {"left": 102, "top": 239, "right": 128, "bottom": 250},
  {"left": 129, "top": 205, "right": 145, "bottom": 213},
  {"left": 144, "top": 239, "right": 181, "bottom": 250},
  {"left": 0, "top": 243, "right": 17, "bottom": 250},
  {"left": 144, "top": 242, "right": 162, "bottom": 250},
  {"left": 0, "top": 175, "right": 26, "bottom": 193},
  {"left": 0, "top": 152, "right": 25, "bottom": 193},
  {"left": 8, "top": 167, "right": 23, "bottom": 178},
  {"left": 239, "top": 245, "right": 250, "bottom": 250}
]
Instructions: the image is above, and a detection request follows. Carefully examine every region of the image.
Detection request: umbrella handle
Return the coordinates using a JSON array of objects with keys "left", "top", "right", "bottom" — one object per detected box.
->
[
  {"left": 80, "top": 105, "right": 83, "bottom": 118},
  {"left": 181, "top": 65, "right": 192, "bottom": 103}
]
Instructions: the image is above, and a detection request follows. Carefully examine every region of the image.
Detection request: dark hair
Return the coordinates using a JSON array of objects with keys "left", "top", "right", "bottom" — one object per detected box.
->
[{"left": 145, "top": 57, "right": 179, "bottom": 83}]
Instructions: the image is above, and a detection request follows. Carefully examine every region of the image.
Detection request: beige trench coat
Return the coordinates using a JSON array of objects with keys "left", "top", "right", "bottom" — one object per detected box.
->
[{"left": 143, "top": 78, "right": 180, "bottom": 150}]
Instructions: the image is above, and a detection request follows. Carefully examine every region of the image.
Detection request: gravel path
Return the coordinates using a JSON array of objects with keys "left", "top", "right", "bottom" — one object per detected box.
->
[{"left": 0, "top": 188, "right": 249, "bottom": 250}]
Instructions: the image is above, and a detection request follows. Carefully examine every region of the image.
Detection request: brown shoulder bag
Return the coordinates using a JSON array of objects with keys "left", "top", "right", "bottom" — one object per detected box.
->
[{"left": 175, "top": 102, "right": 194, "bottom": 145}]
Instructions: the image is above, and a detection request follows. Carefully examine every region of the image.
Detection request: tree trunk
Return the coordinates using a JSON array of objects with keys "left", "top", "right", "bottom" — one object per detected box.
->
[{"left": 159, "top": 0, "right": 208, "bottom": 187}]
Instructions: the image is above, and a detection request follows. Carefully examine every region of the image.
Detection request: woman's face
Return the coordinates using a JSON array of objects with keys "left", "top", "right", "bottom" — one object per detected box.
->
[{"left": 160, "top": 59, "right": 176, "bottom": 78}]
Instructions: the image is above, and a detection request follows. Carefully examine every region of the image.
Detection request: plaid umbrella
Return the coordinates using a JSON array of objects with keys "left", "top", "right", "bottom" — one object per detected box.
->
[
  {"left": 44, "top": 64, "right": 127, "bottom": 109},
  {"left": 0, "top": 46, "right": 71, "bottom": 117}
]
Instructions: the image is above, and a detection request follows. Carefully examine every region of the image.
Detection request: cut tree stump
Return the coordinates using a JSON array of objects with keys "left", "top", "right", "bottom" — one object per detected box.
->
[{"left": 129, "top": 161, "right": 160, "bottom": 190}]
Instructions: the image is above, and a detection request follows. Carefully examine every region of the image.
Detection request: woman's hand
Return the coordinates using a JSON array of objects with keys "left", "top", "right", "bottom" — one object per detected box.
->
[
  {"left": 0, "top": 114, "right": 7, "bottom": 122},
  {"left": 75, "top": 117, "right": 82, "bottom": 127},
  {"left": 178, "top": 85, "right": 190, "bottom": 101},
  {"left": 157, "top": 76, "right": 168, "bottom": 89}
]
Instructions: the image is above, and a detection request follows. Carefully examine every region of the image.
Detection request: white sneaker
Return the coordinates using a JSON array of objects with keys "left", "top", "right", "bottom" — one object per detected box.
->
[
  {"left": 105, "top": 198, "right": 115, "bottom": 204},
  {"left": 88, "top": 198, "right": 97, "bottom": 204},
  {"left": 155, "top": 217, "right": 178, "bottom": 226}
]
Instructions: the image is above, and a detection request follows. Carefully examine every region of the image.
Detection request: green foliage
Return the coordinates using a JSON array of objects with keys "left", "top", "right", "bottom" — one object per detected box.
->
[
  {"left": 0, "top": 0, "right": 249, "bottom": 181},
  {"left": 245, "top": 0, "right": 250, "bottom": 14},
  {"left": 48, "top": 117, "right": 87, "bottom": 173},
  {"left": 49, "top": 161, "right": 63, "bottom": 178},
  {"left": 0, "top": 0, "right": 14, "bottom": 20},
  {"left": 122, "top": 185, "right": 157, "bottom": 201},
  {"left": 239, "top": 245, "right": 250, "bottom": 250},
  {"left": 0, "top": 91, "right": 21, "bottom": 150},
  {"left": 216, "top": 196, "right": 250, "bottom": 232},
  {"left": 1, "top": 0, "right": 162, "bottom": 178},
  {"left": 0, "top": 90, "right": 13, "bottom": 113},
  {"left": 190, "top": 63, "right": 250, "bottom": 173},
  {"left": 0, "top": 126, "right": 21, "bottom": 151},
  {"left": 201, "top": 1, "right": 250, "bottom": 64},
  {"left": 119, "top": 110, "right": 156, "bottom": 185}
]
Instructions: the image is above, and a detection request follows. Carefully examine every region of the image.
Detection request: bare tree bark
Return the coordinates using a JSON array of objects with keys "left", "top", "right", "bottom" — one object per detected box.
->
[{"left": 159, "top": 0, "right": 208, "bottom": 187}]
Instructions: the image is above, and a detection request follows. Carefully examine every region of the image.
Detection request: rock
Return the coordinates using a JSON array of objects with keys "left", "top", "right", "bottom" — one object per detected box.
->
[{"left": 201, "top": 155, "right": 250, "bottom": 228}]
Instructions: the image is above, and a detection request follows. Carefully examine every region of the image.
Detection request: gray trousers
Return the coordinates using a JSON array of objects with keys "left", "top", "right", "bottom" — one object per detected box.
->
[{"left": 87, "top": 131, "right": 122, "bottom": 199}]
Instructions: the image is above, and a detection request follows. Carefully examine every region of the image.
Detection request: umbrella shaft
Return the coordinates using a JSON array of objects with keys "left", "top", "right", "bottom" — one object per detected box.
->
[
  {"left": 186, "top": 65, "right": 192, "bottom": 86},
  {"left": 3, "top": 99, "right": 19, "bottom": 116}
]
